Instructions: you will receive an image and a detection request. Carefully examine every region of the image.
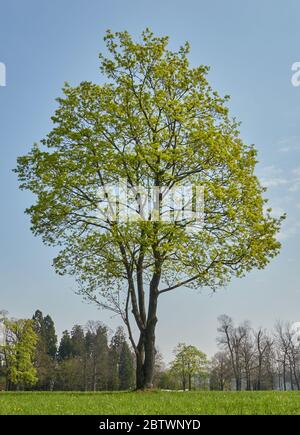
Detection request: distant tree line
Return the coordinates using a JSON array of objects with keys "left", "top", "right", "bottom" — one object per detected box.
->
[
  {"left": 155, "top": 316, "right": 300, "bottom": 391},
  {"left": 0, "top": 310, "right": 135, "bottom": 391},
  {"left": 210, "top": 315, "right": 300, "bottom": 391},
  {"left": 1, "top": 311, "right": 300, "bottom": 391}
]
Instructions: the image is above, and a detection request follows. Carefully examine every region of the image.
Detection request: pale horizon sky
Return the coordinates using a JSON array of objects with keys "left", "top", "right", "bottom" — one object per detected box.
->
[{"left": 1, "top": 0, "right": 300, "bottom": 363}]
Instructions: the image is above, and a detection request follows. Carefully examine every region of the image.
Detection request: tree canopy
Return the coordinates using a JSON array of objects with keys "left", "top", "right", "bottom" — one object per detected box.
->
[
  {"left": 2, "top": 319, "right": 38, "bottom": 389},
  {"left": 15, "top": 29, "right": 284, "bottom": 388},
  {"left": 171, "top": 343, "right": 208, "bottom": 390}
]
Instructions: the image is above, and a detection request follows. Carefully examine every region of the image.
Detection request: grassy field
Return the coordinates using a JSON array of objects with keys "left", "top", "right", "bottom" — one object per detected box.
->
[{"left": 1, "top": 390, "right": 300, "bottom": 415}]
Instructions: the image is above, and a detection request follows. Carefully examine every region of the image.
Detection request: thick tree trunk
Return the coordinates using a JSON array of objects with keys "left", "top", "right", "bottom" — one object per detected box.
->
[
  {"left": 135, "top": 338, "right": 156, "bottom": 389},
  {"left": 143, "top": 325, "right": 156, "bottom": 388},
  {"left": 125, "top": 239, "right": 161, "bottom": 391},
  {"left": 135, "top": 324, "right": 157, "bottom": 389},
  {"left": 134, "top": 282, "right": 158, "bottom": 390},
  {"left": 136, "top": 354, "right": 144, "bottom": 389},
  {"left": 135, "top": 335, "right": 145, "bottom": 389}
]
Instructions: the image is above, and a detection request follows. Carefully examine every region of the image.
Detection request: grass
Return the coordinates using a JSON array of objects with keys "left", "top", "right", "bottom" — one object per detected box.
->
[{"left": 1, "top": 390, "right": 300, "bottom": 415}]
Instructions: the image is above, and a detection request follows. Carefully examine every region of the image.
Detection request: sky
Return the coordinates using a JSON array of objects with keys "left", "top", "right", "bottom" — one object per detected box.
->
[{"left": 1, "top": 0, "right": 300, "bottom": 363}]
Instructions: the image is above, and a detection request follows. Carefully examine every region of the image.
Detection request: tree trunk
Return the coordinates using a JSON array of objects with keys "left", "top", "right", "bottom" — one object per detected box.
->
[
  {"left": 136, "top": 355, "right": 144, "bottom": 389},
  {"left": 143, "top": 330, "right": 156, "bottom": 388},
  {"left": 93, "top": 356, "right": 97, "bottom": 391},
  {"left": 134, "top": 282, "right": 158, "bottom": 390},
  {"left": 257, "top": 363, "right": 262, "bottom": 390},
  {"left": 188, "top": 373, "right": 192, "bottom": 391},
  {"left": 283, "top": 360, "right": 286, "bottom": 391},
  {"left": 135, "top": 335, "right": 145, "bottom": 389},
  {"left": 135, "top": 325, "right": 157, "bottom": 389}
]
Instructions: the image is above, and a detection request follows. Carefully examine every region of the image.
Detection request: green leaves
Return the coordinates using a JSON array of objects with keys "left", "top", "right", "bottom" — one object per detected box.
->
[
  {"left": 15, "top": 28, "right": 284, "bottom": 305},
  {"left": 171, "top": 343, "right": 209, "bottom": 389},
  {"left": 2, "top": 319, "right": 38, "bottom": 388}
]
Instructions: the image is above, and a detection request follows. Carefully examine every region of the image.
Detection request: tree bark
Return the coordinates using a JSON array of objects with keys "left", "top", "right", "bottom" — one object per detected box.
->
[
  {"left": 135, "top": 331, "right": 156, "bottom": 389},
  {"left": 134, "top": 276, "right": 159, "bottom": 389},
  {"left": 283, "top": 357, "right": 286, "bottom": 391},
  {"left": 122, "top": 231, "right": 161, "bottom": 390}
]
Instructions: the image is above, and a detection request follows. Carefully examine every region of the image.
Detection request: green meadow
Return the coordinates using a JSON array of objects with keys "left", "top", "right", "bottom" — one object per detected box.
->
[{"left": 0, "top": 391, "right": 300, "bottom": 415}]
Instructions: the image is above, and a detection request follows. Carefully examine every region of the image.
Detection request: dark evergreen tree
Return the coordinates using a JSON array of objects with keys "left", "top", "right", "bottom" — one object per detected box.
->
[
  {"left": 83, "top": 321, "right": 109, "bottom": 391},
  {"left": 70, "top": 325, "right": 85, "bottom": 357},
  {"left": 119, "top": 341, "right": 135, "bottom": 390},
  {"left": 107, "top": 327, "right": 126, "bottom": 390},
  {"left": 29, "top": 313, "right": 135, "bottom": 391},
  {"left": 92, "top": 324, "right": 109, "bottom": 390},
  {"left": 43, "top": 315, "right": 57, "bottom": 358},
  {"left": 32, "top": 310, "right": 57, "bottom": 390},
  {"left": 58, "top": 330, "right": 72, "bottom": 360}
]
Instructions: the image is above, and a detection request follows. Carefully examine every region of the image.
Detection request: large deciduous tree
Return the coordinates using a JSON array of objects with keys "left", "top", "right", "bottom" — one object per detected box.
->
[
  {"left": 2, "top": 319, "right": 38, "bottom": 390},
  {"left": 15, "top": 29, "right": 283, "bottom": 389},
  {"left": 171, "top": 343, "right": 208, "bottom": 390}
]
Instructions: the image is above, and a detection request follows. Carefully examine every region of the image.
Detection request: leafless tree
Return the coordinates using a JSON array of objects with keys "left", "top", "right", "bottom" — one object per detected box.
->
[
  {"left": 210, "top": 351, "right": 232, "bottom": 390},
  {"left": 275, "top": 321, "right": 300, "bottom": 390},
  {"left": 252, "top": 328, "right": 273, "bottom": 390},
  {"left": 217, "top": 315, "right": 249, "bottom": 390}
]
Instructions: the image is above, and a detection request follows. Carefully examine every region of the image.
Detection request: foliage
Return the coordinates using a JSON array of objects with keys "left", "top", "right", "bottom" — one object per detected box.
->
[
  {"left": 119, "top": 341, "right": 135, "bottom": 390},
  {"left": 210, "top": 351, "right": 232, "bottom": 390},
  {"left": 2, "top": 319, "right": 38, "bottom": 389},
  {"left": 32, "top": 310, "right": 57, "bottom": 390},
  {"left": 58, "top": 331, "right": 73, "bottom": 361},
  {"left": 54, "top": 321, "right": 134, "bottom": 391},
  {"left": 170, "top": 343, "right": 208, "bottom": 390},
  {"left": 108, "top": 327, "right": 135, "bottom": 390},
  {"left": 15, "top": 28, "right": 284, "bottom": 387}
]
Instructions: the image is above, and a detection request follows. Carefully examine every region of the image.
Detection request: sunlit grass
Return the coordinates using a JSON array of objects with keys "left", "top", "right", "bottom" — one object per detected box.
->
[{"left": 0, "top": 390, "right": 299, "bottom": 415}]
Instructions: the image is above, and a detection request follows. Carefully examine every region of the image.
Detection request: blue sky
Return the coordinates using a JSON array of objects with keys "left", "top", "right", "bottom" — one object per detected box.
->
[{"left": 1, "top": 0, "right": 300, "bottom": 362}]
